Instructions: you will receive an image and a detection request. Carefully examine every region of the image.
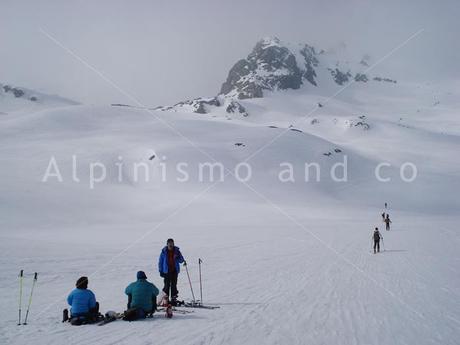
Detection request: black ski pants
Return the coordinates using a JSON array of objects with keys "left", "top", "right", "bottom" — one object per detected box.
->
[
  {"left": 163, "top": 272, "right": 178, "bottom": 299},
  {"left": 374, "top": 240, "right": 380, "bottom": 253}
]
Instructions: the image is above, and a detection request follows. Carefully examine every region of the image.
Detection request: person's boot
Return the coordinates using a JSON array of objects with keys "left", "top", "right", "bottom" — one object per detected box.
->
[
  {"left": 171, "top": 296, "right": 177, "bottom": 306},
  {"left": 62, "top": 309, "right": 69, "bottom": 322}
]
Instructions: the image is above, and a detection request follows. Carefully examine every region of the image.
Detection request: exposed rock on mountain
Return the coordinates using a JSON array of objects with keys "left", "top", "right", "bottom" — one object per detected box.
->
[
  {"left": 220, "top": 37, "right": 304, "bottom": 99},
  {"left": 225, "top": 100, "right": 248, "bottom": 117},
  {"left": 328, "top": 68, "right": 352, "bottom": 85},
  {"left": 0, "top": 82, "right": 78, "bottom": 113},
  {"left": 157, "top": 37, "right": 397, "bottom": 117}
]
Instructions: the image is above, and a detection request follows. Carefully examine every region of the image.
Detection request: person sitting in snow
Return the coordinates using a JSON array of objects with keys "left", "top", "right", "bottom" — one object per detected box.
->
[
  {"left": 124, "top": 271, "right": 159, "bottom": 320},
  {"left": 158, "top": 238, "right": 186, "bottom": 305},
  {"left": 373, "top": 227, "right": 382, "bottom": 254},
  {"left": 64, "top": 276, "right": 101, "bottom": 325}
]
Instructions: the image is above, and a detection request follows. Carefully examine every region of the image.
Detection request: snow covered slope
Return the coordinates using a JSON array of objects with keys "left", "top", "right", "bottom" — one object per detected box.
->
[{"left": 1, "top": 75, "right": 459, "bottom": 345}]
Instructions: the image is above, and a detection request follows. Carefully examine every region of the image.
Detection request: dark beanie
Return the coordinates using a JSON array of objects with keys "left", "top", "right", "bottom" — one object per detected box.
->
[
  {"left": 76, "top": 276, "right": 88, "bottom": 289},
  {"left": 137, "top": 271, "right": 147, "bottom": 280}
]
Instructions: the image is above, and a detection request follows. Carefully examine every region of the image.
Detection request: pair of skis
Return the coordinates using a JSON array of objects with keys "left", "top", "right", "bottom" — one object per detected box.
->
[
  {"left": 157, "top": 306, "right": 194, "bottom": 314},
  {"left": 97, "top": 307, "right": 193, "bottom": 326},
  {"left": 18, "top": 270, "right": 38, "bottom": 325},
  {"left": 97, "top": 311, "right": 124, "bottom": 326},
  {"left": 180, "top": 301, "right": 219, "bottom": 310}
]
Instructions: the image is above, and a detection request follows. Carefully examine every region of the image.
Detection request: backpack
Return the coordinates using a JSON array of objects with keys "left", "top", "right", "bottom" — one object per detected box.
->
[{"left": 373, "top": 231, "right": 380, "bottom": 241}]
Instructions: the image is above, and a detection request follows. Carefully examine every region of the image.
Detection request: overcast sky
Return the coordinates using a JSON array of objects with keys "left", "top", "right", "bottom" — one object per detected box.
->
[{"left": 1, "top": 0, "right": 459, "bottom": 106}]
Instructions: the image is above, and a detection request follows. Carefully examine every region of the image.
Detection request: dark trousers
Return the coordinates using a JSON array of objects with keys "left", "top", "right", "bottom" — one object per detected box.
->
[
  {"left": 163, "top": 272, "right": 178, "bottom": 299},
  {"left": 386, "top": 223, "right": 390, "bottom": 230},
  {"left": 69, "top": 302, "right": 100, "bottom": 325},
  {"left": 374, "top": 240, "right": 380, "bottom": 253}
]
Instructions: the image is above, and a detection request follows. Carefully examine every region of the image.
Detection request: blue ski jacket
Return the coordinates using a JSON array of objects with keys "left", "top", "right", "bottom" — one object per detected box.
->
[
  {"left": 158, "top": 246, "right": 184, "bottom": 274},
  {"left": 67, "top": 288, "right": 97, "bottom": 316}
]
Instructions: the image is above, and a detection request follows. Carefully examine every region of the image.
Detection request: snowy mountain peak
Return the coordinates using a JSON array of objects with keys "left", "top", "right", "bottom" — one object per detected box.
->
[
  {"left": 156, "top": 37, "right": 397, "bottom": 116},
  {"left": 220, "top": 37, "right": 304, "bottom": 99},
  {"left": 218, "top": 37, "right": 400, "bottom": 100},
  {"left": 258, "top": 36, "right": 283, "bottom": 48}
]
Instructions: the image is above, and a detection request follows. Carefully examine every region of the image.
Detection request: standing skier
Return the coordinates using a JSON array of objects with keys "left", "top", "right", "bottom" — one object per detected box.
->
[
  {"left": 385, "top": 214, "right": 392, "bottom": 231},
  {"left": 158, "top": 238, "right": 186, "bottom": 305},
  {"left": 65, "top": 277, "right": 101, "bottom": 325},
  {"left": 373, "top": 227, "right": 382, "bottom": 254}
]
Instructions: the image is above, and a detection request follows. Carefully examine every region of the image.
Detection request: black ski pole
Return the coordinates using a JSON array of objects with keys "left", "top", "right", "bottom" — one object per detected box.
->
[
  {"left": 18, "top": 270, "right": 23, "bottom": 325},
  {"left": 23, "top": 272, "right": 38, "bottom": 325},
  {"left": 198, "top": 258, "right": 203, "bottom": 305},
  {"left": 185, "top": 264, "right": 196, "bottom": 303}
]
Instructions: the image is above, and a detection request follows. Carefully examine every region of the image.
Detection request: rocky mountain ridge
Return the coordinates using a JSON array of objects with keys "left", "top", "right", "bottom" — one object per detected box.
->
[{"left": 155, "top": 37, "right": 397, "bottom": 117}]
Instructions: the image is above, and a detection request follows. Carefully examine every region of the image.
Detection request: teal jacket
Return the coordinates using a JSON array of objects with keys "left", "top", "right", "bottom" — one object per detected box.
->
[{"left": 125, "top": 279, "right": 159, "bottom": 312}]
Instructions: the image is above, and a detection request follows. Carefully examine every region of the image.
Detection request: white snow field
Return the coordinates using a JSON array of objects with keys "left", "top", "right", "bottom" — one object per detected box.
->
[{"left": 1, "top": 80, "right": 459, "bottom": 345}]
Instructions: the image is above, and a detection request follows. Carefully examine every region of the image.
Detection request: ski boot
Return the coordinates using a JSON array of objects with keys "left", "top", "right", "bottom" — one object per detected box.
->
[
  {"left": 165, "top": 304, "right": 173, "bottom": 318},
  {"left": 62, "top": 309, "right": 69, "bottom": 322}
]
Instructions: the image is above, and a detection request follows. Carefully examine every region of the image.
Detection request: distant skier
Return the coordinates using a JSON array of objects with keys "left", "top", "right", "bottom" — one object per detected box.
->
[
  {"left": 385, "top": 214, "right": 392, "bottom": 231},
  {"left": 64, "top": 276, "right": 101, "bottom": 325},
  {"left": 381, "top": 212, "right": 385, "bottom": 222},
  {"left": 158, "top": 238, "right": 186, "bottom": 305},
  {"left": 373, "top": 227, "right": 382, "bottom": 254},
  {"left": 385, "top": 202, "right": 388, "bottom": 209},
  {"left": 124, "top": 271, "right": 160, "bottom": 320}
]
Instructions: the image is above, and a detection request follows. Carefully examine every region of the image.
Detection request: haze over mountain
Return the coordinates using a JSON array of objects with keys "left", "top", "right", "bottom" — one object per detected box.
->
[{"left": 1, "top": 0, "right": 459, "bottom": 106}]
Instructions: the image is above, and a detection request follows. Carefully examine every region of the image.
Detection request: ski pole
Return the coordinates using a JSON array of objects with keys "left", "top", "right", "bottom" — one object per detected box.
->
[
  {"left": 18, "top": 270, "right": 23, "bottom": 325},
  {"left": 23, "top": 272, "right": 38, "bottom": 325},
  {"left": 185, "top": 264, "right": 196, "bottom": 303},
  {"left": 198, "top": 258, "right": 203, "bottom": 305}
]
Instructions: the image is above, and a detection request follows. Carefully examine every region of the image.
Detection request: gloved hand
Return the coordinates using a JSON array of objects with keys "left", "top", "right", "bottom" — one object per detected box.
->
[
  {"left": 160, "top": 272, "right": 165, "bottom": 278},
  {"left": 183, "top": 260, "right": 187, "bottom": 266}
]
